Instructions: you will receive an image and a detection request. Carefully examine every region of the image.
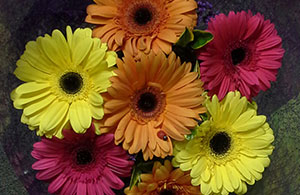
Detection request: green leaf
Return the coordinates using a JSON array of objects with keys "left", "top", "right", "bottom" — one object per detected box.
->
[
  {"left": 200, "top": 113, "right": 209, "bottom": 121},
  {"left": 192, "top": 60, "right": 201, "bottom": 78},
  {"left": 175, "top": 28, "right": 194, "bottom": 47},
  {"left": 190, "top": 30, "right": 213, "bottom": 49},
  {"left": 185, "top": 128, "right": 197, "bottom": 140},
  {"left": 129, "top": 165, "right": 142, "bottom": 189}
]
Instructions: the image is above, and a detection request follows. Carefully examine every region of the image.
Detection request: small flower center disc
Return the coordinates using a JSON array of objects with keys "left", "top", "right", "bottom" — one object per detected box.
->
[
  {"left": 138, "top": 92, "right": 157, "bottom": 112},
  {"left": 231, "top": 47, "right": 246, "bottom": 65},
  {"left": 60, "top": 72, "right": 83, "bottom": 94},
  {"left": 134, "top": 7, "right": 153, "bottom": 25},
  {"left": 209, "top": 132, "right": 231, "bottom": 155},
  {"left": 76, "top": 149, "right": 93, "bottom": 165}
]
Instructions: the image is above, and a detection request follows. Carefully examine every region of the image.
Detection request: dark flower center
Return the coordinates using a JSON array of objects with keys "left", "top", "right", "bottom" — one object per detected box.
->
[
  {"left": 60, "top": 72, "right": 83, "bottom": 94},
  {"left": 134, "top": 7, "right": 152, "bottom": 25},
  {"left": 209, "top": 132, "right": 231, "bottom": 155},
  {"left": 231, "top": 47, "right": 246, "bottom": 65},
  {"left": 160, "top": 189, "right": 176, "bottom": 195},
  {"left": 138, "top": 92, "right": 157, "bottom": 112},
  {"left": 76, "top": 149, "right": 93, "bottom": 165}
]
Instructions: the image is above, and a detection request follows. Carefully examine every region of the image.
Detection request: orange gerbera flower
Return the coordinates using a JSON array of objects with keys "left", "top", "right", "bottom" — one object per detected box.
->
[
  {"left": 99, "top": 51, "right": 206, "bottom": 160},
  {"left": 85, "top": 0, "right": 197, "bottom": 58},
  {"left": 124, "top": 160, "right": 201, "bottom": 195}
]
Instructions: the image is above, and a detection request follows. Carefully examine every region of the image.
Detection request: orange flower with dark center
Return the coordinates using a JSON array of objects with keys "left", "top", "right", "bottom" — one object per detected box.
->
[
  {"left": 85, "top": 0, "right": 197, "bottom": 58},
  {"left": 124, "top": 160, "right": 201, "bottom": 195},
  {"left": 98, "top": 51, "right": 206, "bottom": 160}
]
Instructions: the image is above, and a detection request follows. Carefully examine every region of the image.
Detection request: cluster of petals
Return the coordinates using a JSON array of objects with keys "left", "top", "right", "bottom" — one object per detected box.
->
[
  {"left": 11, "top": 26, "right": 116, "bottom": 138},
  {"left": 197, "top": 11, "right": 284, "bottom": 100},
  {"left": 124, "top": 160, "right": 200, "bottom": 194},
  {"left": 31, "top": 125, "right": 133, "bottom": 195},
  {"left": 86, "top": 0, "right": 197, "bottom": 59},
  {"left": 98, "top": 51, "right": 206, "bottom": 160},
  {"left": 173, "top": 91, "right": 274, "bottom": 195}
]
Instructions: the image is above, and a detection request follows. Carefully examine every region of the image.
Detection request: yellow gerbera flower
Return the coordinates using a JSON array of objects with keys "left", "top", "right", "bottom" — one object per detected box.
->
[
  {"left": 124, "top": 160, "right": 201, "bottom": 195},
  {"left": 11, "top": 26, "right": 116, "bottom": 138},
  {"left": 172, "top": 91, "right": 274, "bottom": 195}
]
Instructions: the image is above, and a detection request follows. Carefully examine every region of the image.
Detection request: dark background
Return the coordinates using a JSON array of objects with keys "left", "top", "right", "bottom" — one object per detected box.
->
[{"left": 0, "top": 0, "right": 300, "bottom": 194}]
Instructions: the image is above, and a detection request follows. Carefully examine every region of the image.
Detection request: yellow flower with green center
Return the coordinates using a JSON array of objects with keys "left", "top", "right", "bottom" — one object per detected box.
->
[
  {"left": 172, "top": 91, "right": 274, "bottom": 195},
  {"left": 11, "top": 26, "right": 116, "bottom": 138}
]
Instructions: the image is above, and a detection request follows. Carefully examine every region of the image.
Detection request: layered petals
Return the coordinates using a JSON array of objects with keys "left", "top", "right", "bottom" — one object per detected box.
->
[
  {"left": 172, "top": 91, "right": 274, "bottom": 195},
  {"left": 197, "top": 11, "right": 284, "bottom": 100}
]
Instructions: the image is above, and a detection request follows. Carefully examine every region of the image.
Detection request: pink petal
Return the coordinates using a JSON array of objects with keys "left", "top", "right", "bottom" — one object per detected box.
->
[
  {"left": 48, "top": 173, "right": 67, "bottom": 194},
  {"left": 218, "top": 76, "right": 230, "bottom": 100},
  {"left": 239, "top": 68, "right": 259, "bottom": 85},
  {"left": 77, "top": 182, "right": 87, "bottom": 195},
  {"left": 257, "top": 59, "right": 282, "bottom": 69},
  {"left": 60, "top": 180, "right": 76, "bottom": 195},
  {"left": 103, "top": 168, "right": 124, "bottom": 189},
  {"left": 244, "top": 15, "right": 262, "bottom": 40},
  {"left": 36, "top": 165, "right": 62, "bottom": 180},
  {"left": 32, "top": 158, "right": 58, "bottom": 170}
]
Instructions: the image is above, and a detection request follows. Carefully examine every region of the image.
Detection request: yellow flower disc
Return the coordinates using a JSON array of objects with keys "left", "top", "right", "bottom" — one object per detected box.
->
[
  {"left": 11, "top": 26, "right": 117, "bottom": 138},
  {"left": 172, "top": 91, "right": 274, "bottom": 195}
]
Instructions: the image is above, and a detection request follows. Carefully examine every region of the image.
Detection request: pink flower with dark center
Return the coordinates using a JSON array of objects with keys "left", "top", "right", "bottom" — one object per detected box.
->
[
  {"left": 31, "top": 125, "right": 133, "bottom": 195},
  {"left": 197, "top": 11, "right": 284, "bottom": 100}
]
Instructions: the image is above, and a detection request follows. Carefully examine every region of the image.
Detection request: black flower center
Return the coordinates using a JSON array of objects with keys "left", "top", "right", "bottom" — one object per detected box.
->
[
  {"left": 60, "top": 72, "right": 83, "bottom": 94},
  {"left": 138, "top": 92, "right": 157, "bottom": 112},
  {"left": 160, "top": 189, "right": 176, "bottom": 195},
  {"left": 134, "top": 7, "right": 152, "bottom": 25},
  {"left": 76, "top": 149, "right": 93, "bottom": 165},
  {"left": 209, "top": 132, "right": 231, "bottom": 155},
  {"left": 231, "top": 47, "right": 246, "bottom": 65}
]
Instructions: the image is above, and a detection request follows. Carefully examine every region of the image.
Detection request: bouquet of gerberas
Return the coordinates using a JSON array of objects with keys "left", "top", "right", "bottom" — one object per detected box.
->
[{"left": 10, "top": 0, "right": 284, "bottom": 194}]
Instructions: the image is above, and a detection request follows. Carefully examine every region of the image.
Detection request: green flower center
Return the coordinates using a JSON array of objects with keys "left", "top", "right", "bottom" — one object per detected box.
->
[
  {"left": 134, "top": 7, "right": 152, "bottom": 25},
  {"left": 231, "top": 47, "right": 246, "bottom": 65},
  {"left": 60, "top": 72, "right": 83, "bottom": 94},
  {"left": 210, "top": 132, "right": 231, "bottom": 155},
  {"left": 76, "top": 149, "right": 93, "bottom": 165},
  {"left": 138, "top": 92, "right": 157, "bottom": 112}
]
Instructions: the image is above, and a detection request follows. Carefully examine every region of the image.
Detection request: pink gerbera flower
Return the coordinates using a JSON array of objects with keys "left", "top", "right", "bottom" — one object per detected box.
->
[
  {"left": 197, "top": 11, "right": 284, "bottom": 100},
  {"left": 31, "top": 125, "right": 133, "bottom": 195}
]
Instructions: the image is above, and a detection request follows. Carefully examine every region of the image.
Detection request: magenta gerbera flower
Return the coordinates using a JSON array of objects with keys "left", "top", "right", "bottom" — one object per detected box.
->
[
  {"left": 31, "top": 125, "right": 133, "bottom": 195},
  {"left": 197, "top": 11, "right": 284, "bottom": 100}
]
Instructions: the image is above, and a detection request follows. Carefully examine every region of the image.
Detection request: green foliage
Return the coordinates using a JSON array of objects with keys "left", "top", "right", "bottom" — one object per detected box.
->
[
  {"left": 191, "top": 30, "right": 214, "bottom": 49},
  {"left": 175, "top": 28, "right": 213, "bottom": 49}
]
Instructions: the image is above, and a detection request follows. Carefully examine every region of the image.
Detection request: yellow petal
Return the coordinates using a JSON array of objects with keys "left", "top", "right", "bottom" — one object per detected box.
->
[
  {"left": 190, "top": 157, "right": 206, "bottom": 178},
  {"left": 89, "top": 104, "right": 104, "bottom": 120},
  {"left": 14, "top": 60, "right": 50, "bottom": 82},
  {"left": 69, "top": 101, "right": 84, "bottom": 133},
  {"left": 40, "top": 35, "right": 68, "bottom": 68},
  {"left": 201, "top": 182, "right": 212, "bottom": 195},
  {"left": 220, "top": 165, "right": 234, "bottom": 192},
  {"left": 15, "top": 82, "right": 50, "bottom": 96},
  {"left": 39, "top": 100, "right": 69, "bottom": 132},
  {"left": 23, "top": 94, "right": 56, "bottom": 116},
  {"left": 88, "top": 91, "right": 103, "bottom": 106},
  {"left": 232, "top": 110, "right": 256, "bottom": 129},
  {"left": 234, "top": 115, "right": 266, "bottom": 132},
  {"left": 77, "top": 100, "right": 92, "bottom": 129},
  {"left": 72, "top": 38, "right": 93, "bottom": 66}
]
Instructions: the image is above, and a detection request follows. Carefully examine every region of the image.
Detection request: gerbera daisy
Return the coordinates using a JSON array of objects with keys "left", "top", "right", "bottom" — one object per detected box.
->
[
  {"left": 31, "top": 125, "right": 133, "bottom": 195},
  {"left": 172, "top": 91, "right": 274, "bottom": 195},
  {"left": 124, "top": 160, "right": 201, "bottom": 195},
  {"left": 197, "top": 11, "right": 284, "bottom": 100},
  {"left": 10, "top": 26, "right": 116, "bottom": 138},
  {"left": 85, "top": 0, "right": 197, "bottom": 59},
  {"left": 98, "top": 51, "right": 206, "bottom": 160}
]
